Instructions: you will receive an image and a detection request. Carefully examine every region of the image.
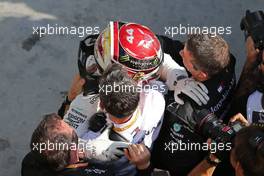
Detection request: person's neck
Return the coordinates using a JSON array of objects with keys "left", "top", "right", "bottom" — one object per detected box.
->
[
  {"left": 109, "top": 114, "right": 131, "bottom": 124},
  {"left": 66, "top": 152, "right": 88, "bottom": 169},
  {"left": 194, "top": 76, "right": 208, "bottom": 82},
  {"left": 66, "top": 162, "right": 88, "bottom": 169}
]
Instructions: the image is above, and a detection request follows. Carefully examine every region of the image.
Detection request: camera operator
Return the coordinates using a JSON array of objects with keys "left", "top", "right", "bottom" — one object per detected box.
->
[
  {"left": 228, "top": 37, "right": 264, "bottom": 124},
  {"left": 151, "top": 34, "right": 237, "bottom": 176},
  {"left": 228, "top": 10, "right": 264, "bottom": 125},
  {"left": 188, "top": 121, "right": 264, "bottom": 176},
  {"left": 21, "top": 113, "right": 151, "bottom": 176}
]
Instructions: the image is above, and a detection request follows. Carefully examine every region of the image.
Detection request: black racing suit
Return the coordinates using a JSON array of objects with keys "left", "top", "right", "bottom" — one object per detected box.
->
[
  {"left": 21, "top": 151, "right": 114, "bottom": 176},
  {"left": 151, "top": 37, "right": 237, "bottom": 176},
  {"left": 21, "top": 151, "right": 152, "bottom": 176}
]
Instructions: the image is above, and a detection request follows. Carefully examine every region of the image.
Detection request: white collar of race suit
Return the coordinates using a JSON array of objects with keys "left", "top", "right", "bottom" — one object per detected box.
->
[{"left": 107, "top": 108, "right": 140, "bottom": 132}]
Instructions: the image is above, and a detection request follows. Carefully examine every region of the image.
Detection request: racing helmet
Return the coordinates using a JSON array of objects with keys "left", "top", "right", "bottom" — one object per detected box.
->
[{"left": 94, "top": 21, "right": 164, "bottom": 82}]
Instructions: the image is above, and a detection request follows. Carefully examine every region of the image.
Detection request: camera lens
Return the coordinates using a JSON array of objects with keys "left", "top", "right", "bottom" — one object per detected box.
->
[{"left": 194, "top": 109, "right": 243, "bottom": 160}]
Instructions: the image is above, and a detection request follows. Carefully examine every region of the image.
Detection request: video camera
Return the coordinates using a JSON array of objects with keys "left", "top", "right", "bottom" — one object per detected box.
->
[{"left": 167, "top": 101, "right": 244, "bottom": 160}]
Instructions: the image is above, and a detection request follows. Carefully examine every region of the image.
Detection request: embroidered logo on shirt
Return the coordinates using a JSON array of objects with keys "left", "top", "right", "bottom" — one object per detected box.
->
[{"left": 173, "top": 123, "right": 182, "bottom": 132}]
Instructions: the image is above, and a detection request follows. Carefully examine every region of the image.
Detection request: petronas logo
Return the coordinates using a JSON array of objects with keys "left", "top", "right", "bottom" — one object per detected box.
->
[{"left": 173, "top": 123, "right": 182, "bottom": 132}]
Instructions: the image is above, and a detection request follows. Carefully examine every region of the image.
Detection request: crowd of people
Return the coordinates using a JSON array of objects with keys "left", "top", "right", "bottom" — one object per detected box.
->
[{"left": 21, "top": 21, "right": 264, "bottom": 176}]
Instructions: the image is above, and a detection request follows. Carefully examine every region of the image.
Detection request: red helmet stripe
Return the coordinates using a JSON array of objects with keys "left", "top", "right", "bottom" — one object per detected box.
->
[{"left": 113, "top": 21, "right": 119, "bottom": 61}]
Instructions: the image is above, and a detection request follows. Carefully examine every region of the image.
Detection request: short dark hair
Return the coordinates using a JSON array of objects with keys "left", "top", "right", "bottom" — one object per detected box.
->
[
  {"left": 99, "top": 64, "right": 140, "bottom": 118},
  {"left": 186, "top": 34, "right": 230, "bottom": 77},
  {"left": 30, "top": 113, "right": 78, "bottom": 171},
  {"left": 234, "top": 126, "right": 264, "bottom": 176}
]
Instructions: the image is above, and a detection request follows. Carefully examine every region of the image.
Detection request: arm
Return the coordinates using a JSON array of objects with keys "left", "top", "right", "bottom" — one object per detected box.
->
[
  {"left": 63, "top": 93, "right": 99, "bottom": 137},
  {"left": 236, "top": 37, "right": 260, "bottom": 97},
  {"left": 229, "top": 113, "right": 249, "bottom": 126},
  {"left": 159, "top": 53, "right": 188, "bottom": 82},
  {"left": 124, "top": 144, "right": 153, "bottom": 176},
  {"left": 58, "top": 74, "right": 85, "bottom": 117},
  {"left": 141, "top": 90, "right": 165, "bottom": 148},
  {"left": 188, "top": 114, "right": 249, "bottom": 176},
  {"left": 78, "top": 124, "right": 131, "bottom": 162},
  {"left": 187, "top": 154, "right": 217, "bottom": 176},
  {"left": 159, "top": 54, "right": 209, "bottom": 106}
]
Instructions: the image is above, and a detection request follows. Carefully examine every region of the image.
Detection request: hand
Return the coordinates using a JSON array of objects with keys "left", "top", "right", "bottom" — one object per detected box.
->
[
  {"left": 174, "top": 77, "right": 209, "bottom": 106},
  {"left": 206, "top": 138, "right": 221, "bottom": 163},
  {"left": 246, "top": 36, "right": 259, "bottom": 63},
  {"left": 68, "top": 74, "right": 85, "bottom": 101},
  {"left": 229, "top": 113, "right": 249, "bottom": 126},
  {"left": 124, "top": 144, "right": 151, "bottom": 170},
  {"left": 79, "top": 125, "right": 130, "bottom": 161}
]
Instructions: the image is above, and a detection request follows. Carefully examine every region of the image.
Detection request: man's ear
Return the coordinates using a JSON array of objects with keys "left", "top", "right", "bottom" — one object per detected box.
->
[
  {"left": 197, "top": 71, "right": 209, "bottom": 81},
  {"left": 69, "top": 148, "right": 79, "bottom": 164},
  {"left": 99, "top": 100, "right": 105, "bottom": 110}
]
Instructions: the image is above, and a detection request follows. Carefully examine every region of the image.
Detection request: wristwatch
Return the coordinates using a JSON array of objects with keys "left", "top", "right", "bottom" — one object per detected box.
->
[{"left": 206, "top": 154, "right": 221, "bottom": 166}]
